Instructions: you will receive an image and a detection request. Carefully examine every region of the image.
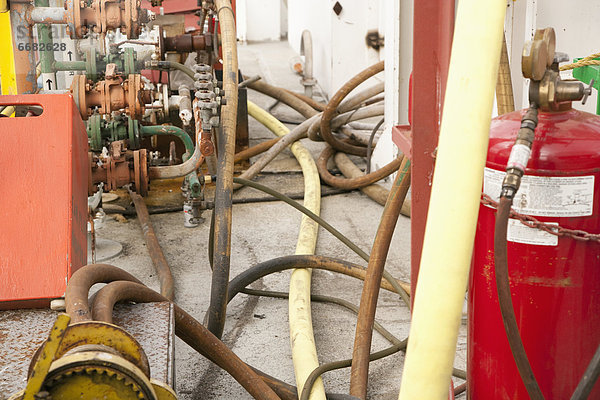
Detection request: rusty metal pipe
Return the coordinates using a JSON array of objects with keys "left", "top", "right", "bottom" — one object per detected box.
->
[
  {"left": 128, "top": 188, "right": 175, "bottom": 300},
  {"left": 317, "top": 145, "right": 402, "bottom": 190},
  {"left": 320, "top": 61, "right": 384, "bottom": 156},
  {"left": 148, "top": 144, "right": 203, "bottom": 179},
  {"left": 90, "top": 280, "right": 282, "bottom": 400},
  {"left": 65, "top": 264, "right": 143, "bottom": 324},
  {"left": 349, "top": 157, "right": 411, "bottom": 399}
]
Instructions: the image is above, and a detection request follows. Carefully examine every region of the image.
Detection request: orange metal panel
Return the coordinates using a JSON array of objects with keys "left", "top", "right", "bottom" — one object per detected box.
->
[{"left": 0, "top": 94, "right": 88, "bottom": 308}]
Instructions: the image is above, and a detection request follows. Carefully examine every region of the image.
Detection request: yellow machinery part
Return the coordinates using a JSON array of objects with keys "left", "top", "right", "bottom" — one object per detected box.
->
[
  {"left": 0, "top": 11, "right": 18, "bottom": 95},
  {"left": 29, "top": 321, "right": 152, "bottom": 378},
  {"left": 23, "top": 314, "right": 71, "bottom": 400}
]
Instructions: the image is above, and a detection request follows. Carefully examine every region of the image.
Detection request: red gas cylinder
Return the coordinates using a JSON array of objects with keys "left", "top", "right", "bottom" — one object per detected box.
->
[{"left": 468, "top": 107, "right": 600, "bottom": 398}]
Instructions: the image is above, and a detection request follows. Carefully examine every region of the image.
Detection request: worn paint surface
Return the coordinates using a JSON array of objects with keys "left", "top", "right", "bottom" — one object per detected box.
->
[
  {"left": 0, "top": 95, "right": 87, "bottom": 306},
  {"left": 0, "top": 302, "right": 174, "bottom": 398}
]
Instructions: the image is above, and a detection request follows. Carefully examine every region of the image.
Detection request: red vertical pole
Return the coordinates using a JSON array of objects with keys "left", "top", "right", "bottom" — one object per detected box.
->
[{"left": 410, "top": 0, "right": 454, "bottom": 300}]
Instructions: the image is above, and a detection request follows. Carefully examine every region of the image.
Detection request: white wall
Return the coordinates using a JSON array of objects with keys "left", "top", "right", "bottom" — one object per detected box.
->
[
  {"left": 237, "top": 0, "right": 281, "bottom": 42},
  {"left": 288, "top": 0, "right": 384, "bottom": 96}
]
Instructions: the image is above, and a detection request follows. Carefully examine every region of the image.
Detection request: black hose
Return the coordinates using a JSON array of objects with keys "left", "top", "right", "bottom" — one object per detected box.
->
[
  {"left": 365, "top": 117, "right": 384, "bottom": 174},
  {"left": 570, "top": 343, "right": 600, "bottom": 399},
  {"left": 233, "top": 177, "right": 370, "bottom": 261},
  {"left": 495, "top": 196, "right": 545, "bottom": 400},
  {"left": 227, "top": 255, "right": 404, "bottom": 303}
]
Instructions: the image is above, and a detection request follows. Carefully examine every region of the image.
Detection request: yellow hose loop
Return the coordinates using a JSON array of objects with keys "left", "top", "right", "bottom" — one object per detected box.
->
[{"left": 247, "top": 101, "right": 326, "bottom": 400}]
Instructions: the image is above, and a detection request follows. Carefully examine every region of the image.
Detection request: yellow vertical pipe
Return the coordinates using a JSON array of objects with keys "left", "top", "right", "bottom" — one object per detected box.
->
[
  {"left": 247, "top": 101, "right": 326, "bottom": 400},
  {"left": 0, "top": 11, "right": 18, "bottom": 95},
  {"left": 398, "top": 1, "right": 506, "bottom": 399}
]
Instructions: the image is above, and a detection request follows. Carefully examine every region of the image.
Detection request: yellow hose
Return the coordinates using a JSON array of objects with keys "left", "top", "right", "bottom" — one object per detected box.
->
[
  {"left": 398, "top": 1, "right": 506, "bottom": 399},
  {"left": 247, "top": 101, "right": 325, "bottom": 400}
]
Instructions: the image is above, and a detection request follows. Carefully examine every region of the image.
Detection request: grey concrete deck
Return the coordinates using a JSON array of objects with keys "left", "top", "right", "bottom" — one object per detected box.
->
[{"left": 99, "top": 40, "right": 467, "bottom": 399}]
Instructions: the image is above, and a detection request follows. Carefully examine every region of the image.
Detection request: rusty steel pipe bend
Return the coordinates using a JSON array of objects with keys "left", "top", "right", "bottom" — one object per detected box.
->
[
  {"left": 65, "top": 264, "right": 144, "bottom": 324},
  {"left": 317, "top": 145, "right": 402, "bottom": 190},
  {"left": 207, "top": 0, "right": 239, "bottom": 339},
  {"left": 349, "top": 157, "right": 411, "bottom": 399},
  {"left": 128, "top": 188, "right": 175, "bottom": 300},
  {"left": 90, "top": 280, "right": 282, "bottom": 400},
  {"left": 320, "top": 61, "right": 384, "bottom": 156}
]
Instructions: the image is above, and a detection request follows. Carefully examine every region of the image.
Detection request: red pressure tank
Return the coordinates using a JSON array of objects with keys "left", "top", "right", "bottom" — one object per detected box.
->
[{"left": 468, "top": 106, "right": 600, "bottom": 398}]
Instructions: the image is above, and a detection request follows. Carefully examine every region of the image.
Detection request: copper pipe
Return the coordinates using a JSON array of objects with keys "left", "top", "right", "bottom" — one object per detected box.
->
[
  {"left": 90, "top": 281, "right": 282, "bottom": 400},
  {"left": 317, "top": 145, "right": 402, "bottom": 190},
  {"left": 65, "top": 264, "right": 143, "bottom": 324},
  {"left": 320, "top": 61, "right": 384, "bottom": 156},
  {"left": 349, "top": 157, "right": 411, "bottom": 399},
  {"left": 234, "top": 137, "right": 281, "bottom": 163},
  {"left": 128, "top": 188, "right": 175, "bottom": 300}
]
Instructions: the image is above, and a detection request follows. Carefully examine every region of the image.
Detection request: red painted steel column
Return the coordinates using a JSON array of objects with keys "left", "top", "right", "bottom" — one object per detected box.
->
[{"left": 410, "top": 0, "right": 454, "bottom": 300}]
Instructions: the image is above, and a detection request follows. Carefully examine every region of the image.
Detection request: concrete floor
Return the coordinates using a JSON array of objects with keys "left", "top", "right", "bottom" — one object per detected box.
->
[{"left": 99, "top": 40, "right": 467, "bottom": 399}]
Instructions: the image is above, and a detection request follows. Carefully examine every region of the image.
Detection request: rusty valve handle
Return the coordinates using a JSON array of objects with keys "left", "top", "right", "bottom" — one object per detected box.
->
[{"left": 200, "top": 131, "right": 215, "bottom": 156}]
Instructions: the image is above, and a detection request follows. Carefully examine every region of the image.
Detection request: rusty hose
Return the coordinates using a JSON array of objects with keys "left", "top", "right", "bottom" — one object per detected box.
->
[
  {"left": 234, "top": 137, "right": 281, "bottom": 163},
  {"left": 65, "top": 263, "right": 143, "bottom": 324},
  {"left": 320, "top": 61, "right": 384, "bottom": 156},
  {"left": 128, "top": 188, "right": 175, "bottom": 300},
  {"left": 349, "top": 157, "right": 411, "bottom": 399},
  {"left": 334, "top": 152, "right": 410, "bottom": 217},
  {"left": 246, "top": 78, "right": 317, "bottom": 119},
  {"left": 207, "top": 0, "right": 239, "bottom": 339},
  {"left": 90, "top": 280, "right": 282, "bottom": 400},
  {"left": 317, "top": 145, "right": 402, "bottom": 190},
  {"left": 284, "top": 89, "right": 326, "bottom": 112}
]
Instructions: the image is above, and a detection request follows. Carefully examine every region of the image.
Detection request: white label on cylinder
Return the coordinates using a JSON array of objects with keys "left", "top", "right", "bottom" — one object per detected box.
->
[
  {"left": 483, "top": 168, "right": 595, "bottom": 217},
  {"left": 507, "top": 219, "right": 558, "bottom": 246},
  {"left": 507, "top": 144, "right": 532, "bottom": 171}
]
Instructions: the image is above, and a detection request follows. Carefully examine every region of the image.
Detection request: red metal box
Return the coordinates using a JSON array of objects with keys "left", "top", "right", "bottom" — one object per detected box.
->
[{"left": 0, "top": 94, "right": 88, "bottom": 308}]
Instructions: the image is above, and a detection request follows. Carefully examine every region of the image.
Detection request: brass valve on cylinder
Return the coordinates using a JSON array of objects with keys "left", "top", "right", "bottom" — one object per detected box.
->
[{"left": 522, "top": 27, "right": 593, "bottom": 111}]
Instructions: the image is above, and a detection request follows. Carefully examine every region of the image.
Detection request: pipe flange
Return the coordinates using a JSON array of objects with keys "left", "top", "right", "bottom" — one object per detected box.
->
[
  {"left": 85, "top": 48, "right": 98, "bottom": 80},
  {"left": 88, "top": 114, "right": 103, "bottom": 151},
  {"left": 123, "top": 48, "right": 137, "bottom": 75},
  {"left": 139, "top": 148, "right": 148, "bottom": 196},
  {"left": 127, "top": 74, "right": 144, "bottom": 119},
  {"left": 128, "top": 116, "right": 140, "bottom": 148},
  {"left": 133, "top": 149, "right": 141, "bottom": 194},
  {"left": 71, "top": 74, "right": 89, "bottom": 119}
]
